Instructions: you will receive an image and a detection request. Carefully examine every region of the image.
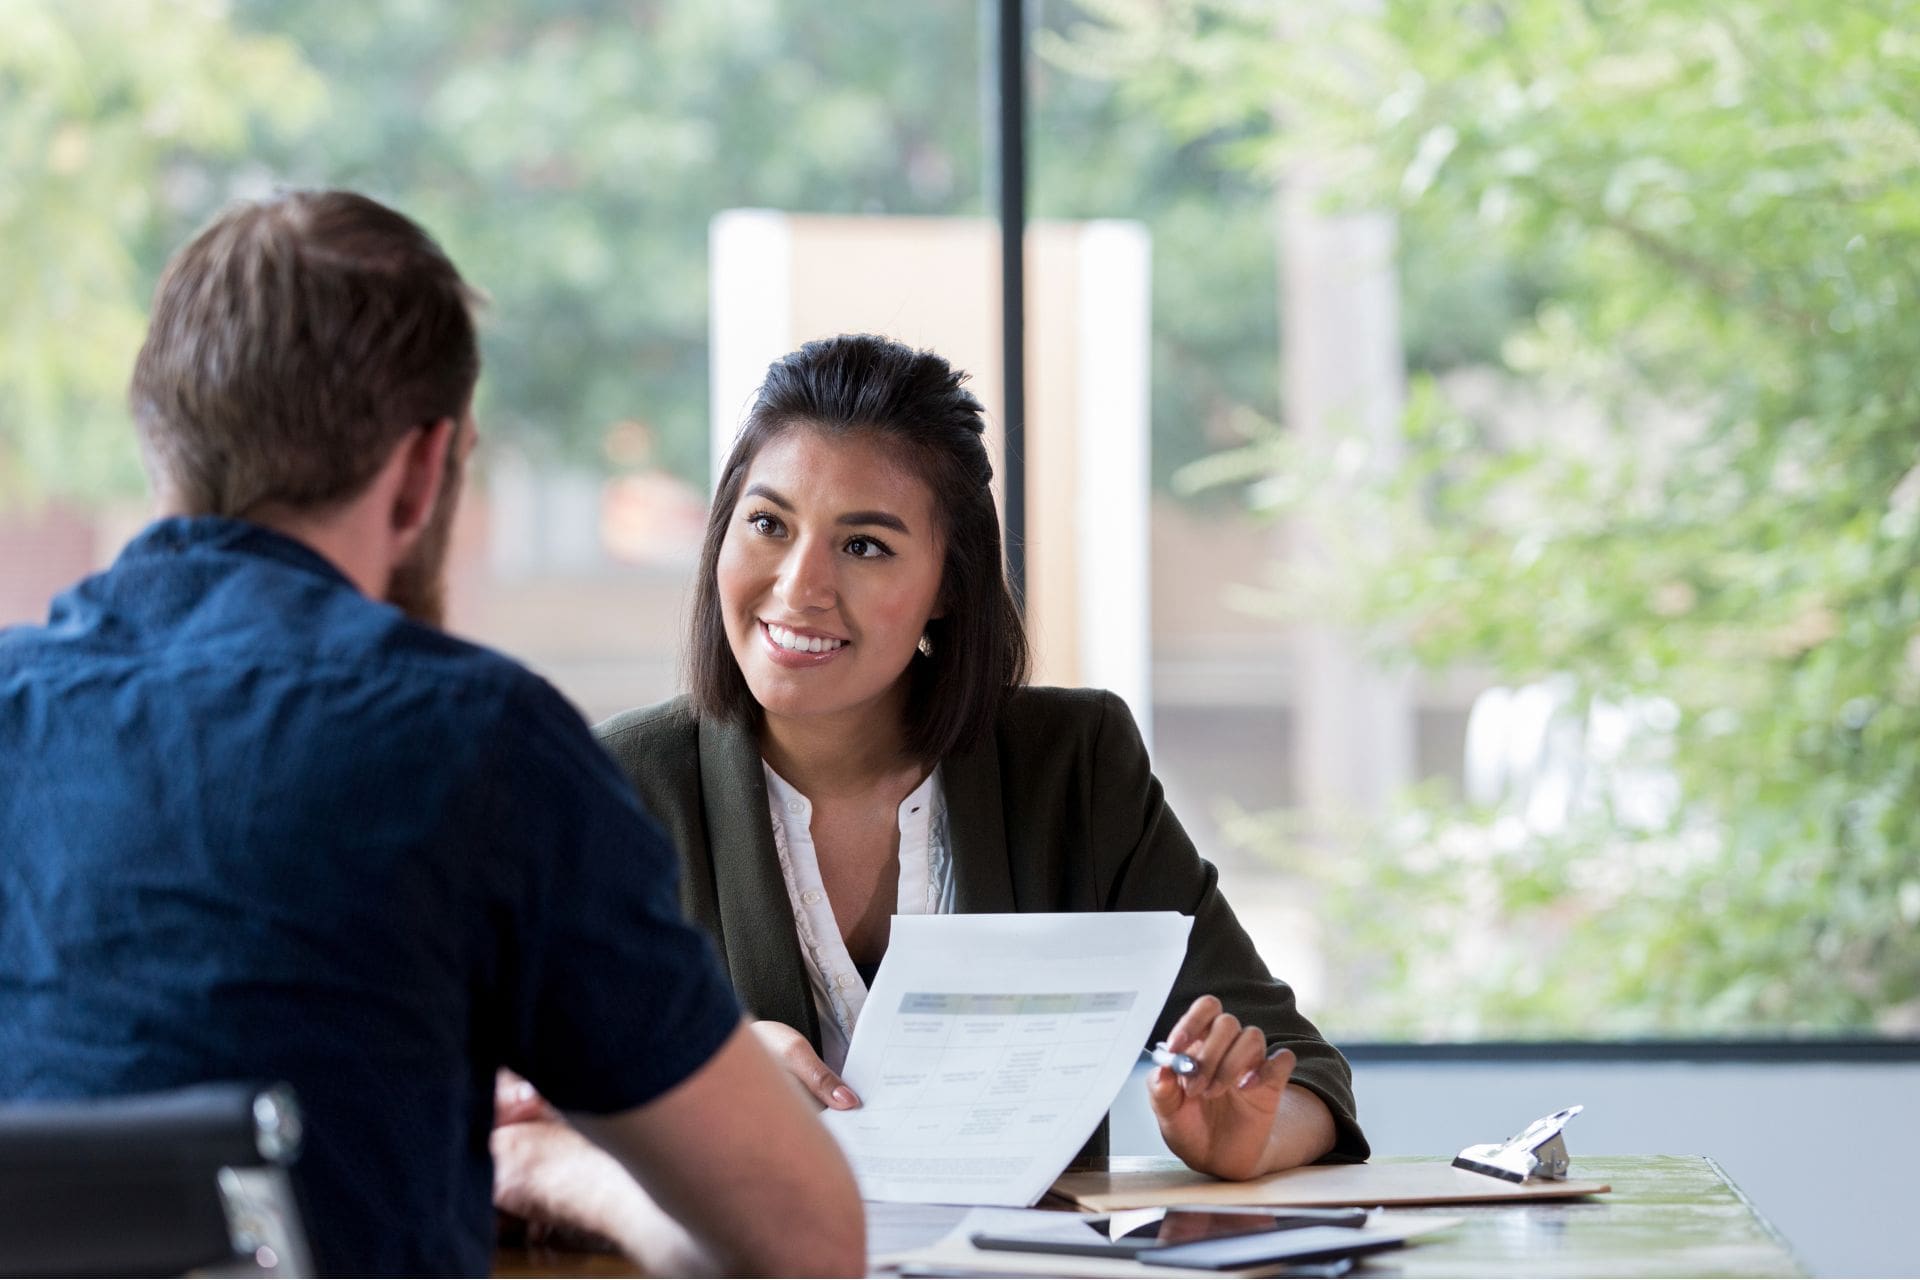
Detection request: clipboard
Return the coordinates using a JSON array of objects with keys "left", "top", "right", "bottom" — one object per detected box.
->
[{"left": 1050, "top": 1157, "right": 1611, "bottom": 1213}]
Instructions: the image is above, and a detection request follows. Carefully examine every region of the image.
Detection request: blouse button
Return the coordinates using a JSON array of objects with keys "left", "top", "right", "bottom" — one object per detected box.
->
[
  {"left": 835, "top": 972, "right": 855, "bottom": 989},
  {"left": 784, "top": 798, "right": 806, "bottom": 815},
  {"left": 802, "top": 889, "right": 823, "bottom": 906}
]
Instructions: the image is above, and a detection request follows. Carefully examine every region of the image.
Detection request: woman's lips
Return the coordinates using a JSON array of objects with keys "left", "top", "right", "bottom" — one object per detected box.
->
[{"left": 759, "top": 619, "right": 848, "bottom": 668}]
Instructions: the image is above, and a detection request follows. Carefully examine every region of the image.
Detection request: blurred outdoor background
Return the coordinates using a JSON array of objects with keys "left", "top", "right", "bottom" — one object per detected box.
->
[{"left": 4, "top": 0, "right": 1916, "bottom": 1046}]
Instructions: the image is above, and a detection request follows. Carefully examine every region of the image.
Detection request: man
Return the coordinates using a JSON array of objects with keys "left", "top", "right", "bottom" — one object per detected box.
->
[{"left": 0, "top": 191, "right": 863, "bottom": 1276}]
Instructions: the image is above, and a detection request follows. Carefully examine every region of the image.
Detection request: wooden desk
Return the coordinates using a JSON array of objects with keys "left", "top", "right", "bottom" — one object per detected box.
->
[
  {"left": 495, "top": 1242, "right": 636, "bottom": 1278},
  {"left": 494, "top": 1155, "right": 1804, "bottom": 1277},
  {"left": 1327, "top": 1155, "right": 1802, "bottom": 1278}
]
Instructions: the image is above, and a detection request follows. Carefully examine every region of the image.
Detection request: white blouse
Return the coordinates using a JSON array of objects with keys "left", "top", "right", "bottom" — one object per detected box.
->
[{"left": 762, "top": 762, "right": 955, "bottom": 1072}]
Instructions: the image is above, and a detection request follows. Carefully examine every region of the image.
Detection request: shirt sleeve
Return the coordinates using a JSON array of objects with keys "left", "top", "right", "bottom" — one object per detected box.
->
[
  {"left": 489, "top": 678, "right": 741, "bottom": 1115},
  {"left": 1087, "top": 691, "right": 1371, "bottom": 1163}
]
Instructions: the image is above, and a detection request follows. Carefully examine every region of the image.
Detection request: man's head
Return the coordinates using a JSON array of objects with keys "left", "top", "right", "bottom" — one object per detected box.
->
[{"left": 130, "top": 190, "right": 481, "bottom": 624}]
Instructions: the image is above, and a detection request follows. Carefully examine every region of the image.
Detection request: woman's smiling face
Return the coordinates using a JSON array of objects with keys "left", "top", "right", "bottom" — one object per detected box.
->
[{"left": 716, "top": 424, "right": 945, "bottom": 735}]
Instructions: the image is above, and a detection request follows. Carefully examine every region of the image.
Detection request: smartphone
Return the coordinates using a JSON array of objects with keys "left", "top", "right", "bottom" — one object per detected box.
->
[
  {"left": 1136, "top": 1223, "right": 1408, "bottom": 1270},
  {"left": 1149, "top": 1207, "right": 1369, "bottom": 1244},
  {"left": 969, "top": 1206, "right": 1370, "bottom": 1260}
]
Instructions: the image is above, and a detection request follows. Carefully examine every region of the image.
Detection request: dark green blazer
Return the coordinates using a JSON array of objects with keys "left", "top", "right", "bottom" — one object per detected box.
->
[{"left": 594, "top": 685, "right": 1368, "bottom": 1162}]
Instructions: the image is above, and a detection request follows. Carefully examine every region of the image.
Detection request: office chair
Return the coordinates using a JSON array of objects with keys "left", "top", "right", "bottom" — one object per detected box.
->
[{"left": 0, "top": 1081, "right": 311, "bottom": 1278}]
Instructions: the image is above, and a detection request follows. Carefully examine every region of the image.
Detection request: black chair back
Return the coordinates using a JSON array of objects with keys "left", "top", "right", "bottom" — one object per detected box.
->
[{"left": 0, "top": 1082, "right": 310, "bottom": 1278}]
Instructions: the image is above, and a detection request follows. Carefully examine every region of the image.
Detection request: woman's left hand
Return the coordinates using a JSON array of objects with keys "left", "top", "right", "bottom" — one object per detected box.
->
[{"left": 1146, "top": 995, "right": 1326, "bottom": 1181}]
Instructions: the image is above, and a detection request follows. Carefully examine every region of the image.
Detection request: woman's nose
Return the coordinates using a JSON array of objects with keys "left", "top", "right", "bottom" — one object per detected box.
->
[{"left": 775, "top": 539, "right": 836, "bottom": 611}]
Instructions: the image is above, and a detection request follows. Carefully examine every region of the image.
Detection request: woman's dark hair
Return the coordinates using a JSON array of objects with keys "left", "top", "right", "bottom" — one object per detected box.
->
[{"left": 687, "top": 333, "right": 1030, "bottom": 762}]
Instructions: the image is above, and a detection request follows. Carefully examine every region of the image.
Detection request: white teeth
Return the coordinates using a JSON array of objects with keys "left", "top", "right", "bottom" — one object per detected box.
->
[{"left": 767, "top": 623, "right": 843, "bottom": 654}]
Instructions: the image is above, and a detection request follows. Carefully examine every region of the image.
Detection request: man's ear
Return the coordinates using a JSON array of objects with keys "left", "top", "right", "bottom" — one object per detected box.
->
[{"left": 390, "top": 417, "right": 458, "bottom": 543}]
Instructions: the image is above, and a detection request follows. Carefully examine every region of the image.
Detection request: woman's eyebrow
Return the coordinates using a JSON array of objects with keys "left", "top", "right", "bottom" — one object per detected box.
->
[
  {"left": 838, "top": 510, "right": 911, "bottom": 535},
  {"left": 743, "top": 483, "right": 794, "bottom": 510}
]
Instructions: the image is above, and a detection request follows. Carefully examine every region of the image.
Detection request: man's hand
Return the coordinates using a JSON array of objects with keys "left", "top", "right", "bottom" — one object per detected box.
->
[
  {"left": 492, "top": 1070, "right": 628, "bottom": 1252},
  {"left": 751, "top": 1019, "right": 860, "bottom": 1110},
  {"left": 1146, "top": 995, "right": 1335, "bottom": 1181},
  {"left": 491, "top": 1113, "right": 624, "bottom": 1252},
  {"left": 496, "top": 1068, "right": 561, "bottom": 1127}
]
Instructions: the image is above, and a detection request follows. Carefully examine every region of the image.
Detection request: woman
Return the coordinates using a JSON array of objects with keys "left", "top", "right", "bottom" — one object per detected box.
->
[{"left": 594, "top": 333, "right": 1366, "bottom": 1178}]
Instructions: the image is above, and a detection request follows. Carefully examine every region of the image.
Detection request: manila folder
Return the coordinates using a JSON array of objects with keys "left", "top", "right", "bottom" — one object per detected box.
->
[{"left": 1051, "top": 1156, "right": 1610, "bottom": 1212}]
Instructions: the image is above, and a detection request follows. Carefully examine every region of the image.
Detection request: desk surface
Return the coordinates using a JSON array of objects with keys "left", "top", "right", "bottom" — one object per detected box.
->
[
  {"left": 493, "top": 1154, "right": 1805, "bottom": 1278},
  {"left": 1330, "top": 1155, "right": 1801, "bottom": 1278}
]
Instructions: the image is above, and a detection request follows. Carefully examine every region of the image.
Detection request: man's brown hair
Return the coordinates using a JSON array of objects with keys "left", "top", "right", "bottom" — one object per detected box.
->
[{"left": 130, "top": 190, "right": 481, "bottom": 517}]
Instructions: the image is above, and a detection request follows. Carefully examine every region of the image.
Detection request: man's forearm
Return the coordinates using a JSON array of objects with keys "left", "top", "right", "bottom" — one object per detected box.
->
[
  {"left": 567, "top": 1023, "right": 865, "bottom": 1276},
  {"left": 581, "top": 1159, "right": 718, "bottom": 1276}
]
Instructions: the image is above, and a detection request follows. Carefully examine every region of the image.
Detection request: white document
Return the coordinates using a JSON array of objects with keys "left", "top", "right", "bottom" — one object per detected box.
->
[{"left": 821, "top": 911, "right": 1192, "bottom": 1206}]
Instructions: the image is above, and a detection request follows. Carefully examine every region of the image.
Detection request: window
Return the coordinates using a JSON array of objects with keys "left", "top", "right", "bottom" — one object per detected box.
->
[{"left": 8, "top": 0, "right": 1912, "bottom": 1044}]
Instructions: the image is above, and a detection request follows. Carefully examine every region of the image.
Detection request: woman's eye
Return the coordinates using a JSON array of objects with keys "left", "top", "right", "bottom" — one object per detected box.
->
[
  {"left": 845, "top": 536, "right": 892, "bottom": 559},
  {"left": 747, "top": 512, "right": 783, "bottom": 536}
]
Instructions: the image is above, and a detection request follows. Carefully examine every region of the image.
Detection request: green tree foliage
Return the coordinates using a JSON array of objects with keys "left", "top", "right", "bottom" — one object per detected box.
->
[
  {"left": 299, "top": 0, "right": 1358, "bottom": 495},
  {"left": 0, "top": 0, "right": 318, "bottom": 503},
  {"left": 6, "top": 0, "right": 1365, "bottom": 506},
  {"left": 4, "top": 1, "right": 1003, "bottom": 498},
  {"left": 1077, "top": 0, "right": 1920, "bottom": 1036},
  {"left": 1032, "top": 34, "right": 1289, "bottom": 492},
  {"left": 226, "top": 0, "right": 996, "bottom": 483}
]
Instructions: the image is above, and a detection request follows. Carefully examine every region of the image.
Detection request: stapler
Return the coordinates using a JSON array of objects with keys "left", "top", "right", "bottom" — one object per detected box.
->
[{"left": 1453, "top": 1104, "right": 1584, "bottom": 1182}]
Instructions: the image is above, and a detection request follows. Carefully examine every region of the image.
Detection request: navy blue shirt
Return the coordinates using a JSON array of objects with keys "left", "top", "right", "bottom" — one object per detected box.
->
[{"left": 0, "top": 518, "right": 741, "bottom": 1276}]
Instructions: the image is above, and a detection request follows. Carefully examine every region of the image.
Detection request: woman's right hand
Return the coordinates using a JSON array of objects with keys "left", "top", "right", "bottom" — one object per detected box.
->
[{"left": 750, "top": 1019, "right": 860, "bottom": 1110}]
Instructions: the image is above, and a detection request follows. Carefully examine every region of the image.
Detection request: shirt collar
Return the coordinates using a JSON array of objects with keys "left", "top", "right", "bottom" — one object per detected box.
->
[
  {"left": 760, "top": 762, "right": 943, "bottom": 837},
  {"left": 118, "top": 516, "right": 357, "bottom": 590}
]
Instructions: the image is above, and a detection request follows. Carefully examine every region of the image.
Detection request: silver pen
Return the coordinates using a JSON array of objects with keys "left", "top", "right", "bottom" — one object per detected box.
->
[{"left": 1146, "top": 1040, "right": 1198, "bottom": 1076}]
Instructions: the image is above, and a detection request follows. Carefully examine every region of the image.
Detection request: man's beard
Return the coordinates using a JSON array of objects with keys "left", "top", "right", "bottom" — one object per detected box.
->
[{"left": 385, "top": 450, "right": 464, "bottom": 628}]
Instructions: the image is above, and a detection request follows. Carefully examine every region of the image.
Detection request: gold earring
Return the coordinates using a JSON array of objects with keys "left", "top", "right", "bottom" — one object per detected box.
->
[{"left": 917, "top": 633, "right": 934, "bottom": 658}]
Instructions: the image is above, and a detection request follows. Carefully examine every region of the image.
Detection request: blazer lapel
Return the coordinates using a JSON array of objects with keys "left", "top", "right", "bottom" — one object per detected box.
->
[
  {"left": 698, "top": 716, "right": 821, "bottom": 1045},
  {"left": 941, "top": 731, "right": 1018, "bottom": 913}
]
